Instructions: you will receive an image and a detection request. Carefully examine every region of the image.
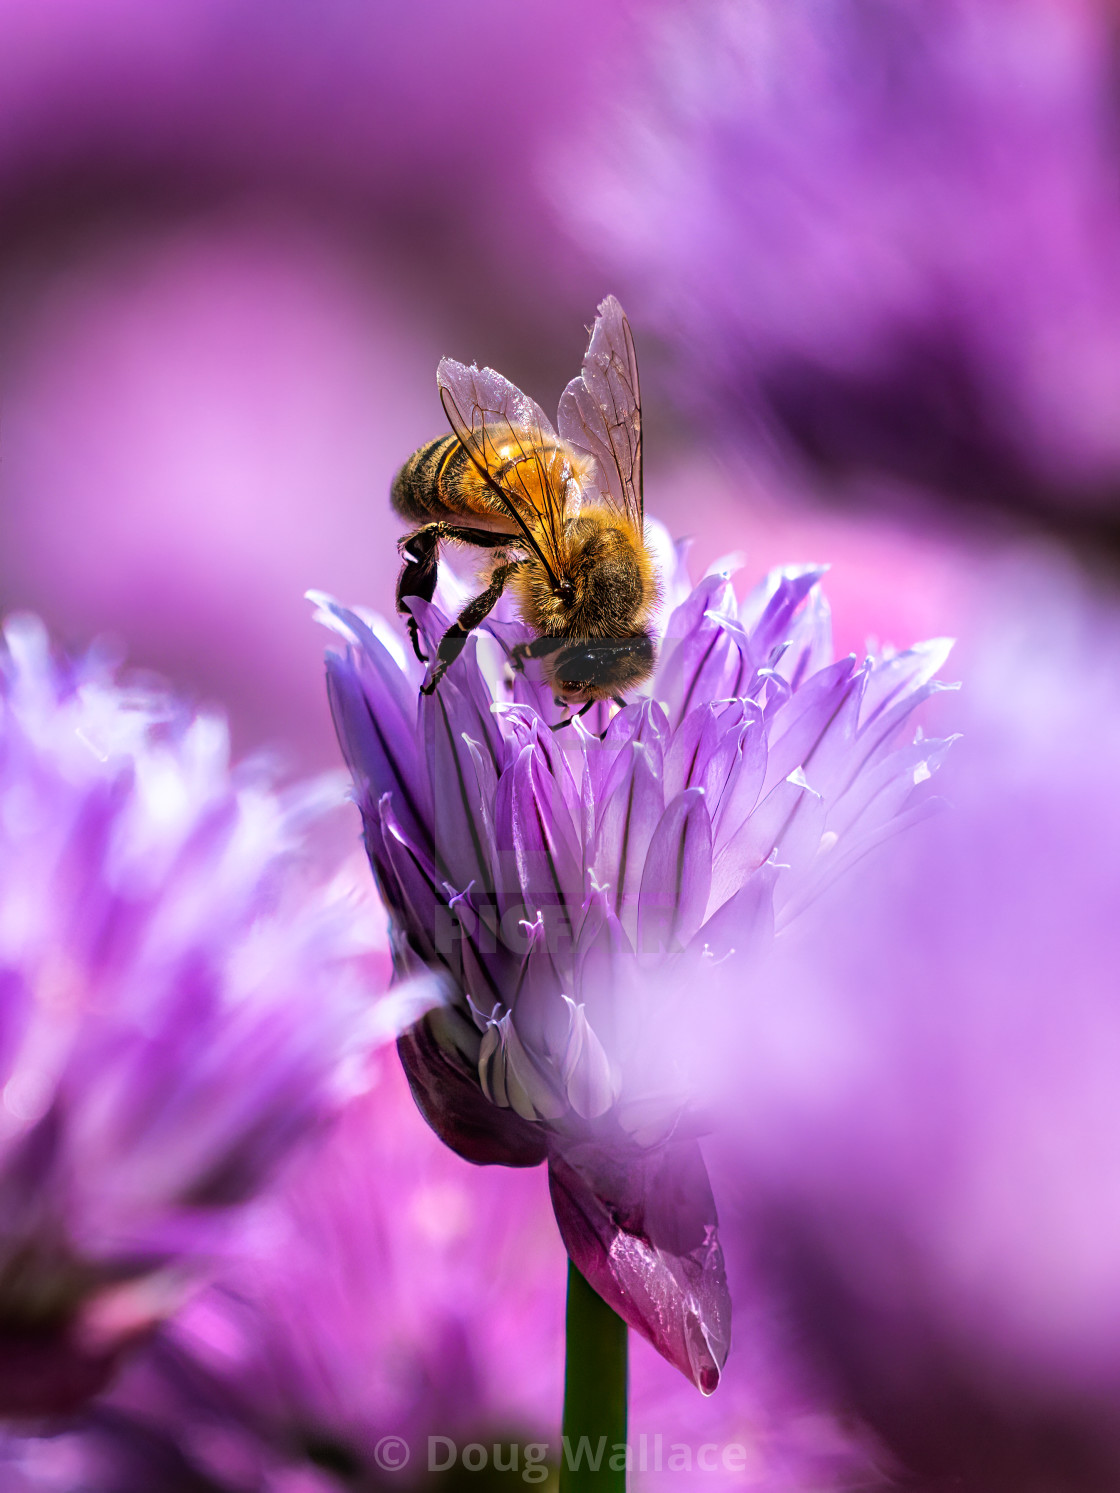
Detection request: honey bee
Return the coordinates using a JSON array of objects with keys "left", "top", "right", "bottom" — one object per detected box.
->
[{"left": 391, "top": 296, "right": 660, "bottom": 717}]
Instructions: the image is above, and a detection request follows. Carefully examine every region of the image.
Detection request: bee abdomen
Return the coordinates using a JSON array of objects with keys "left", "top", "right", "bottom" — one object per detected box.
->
[{"left": 391, "top": 435, "right": 474, "bottom": 523}]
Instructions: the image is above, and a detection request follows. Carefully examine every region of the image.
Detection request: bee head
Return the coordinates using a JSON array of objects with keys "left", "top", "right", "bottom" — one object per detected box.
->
[{"left": 551, "top": 634, "right": 656, "bottom": 703}]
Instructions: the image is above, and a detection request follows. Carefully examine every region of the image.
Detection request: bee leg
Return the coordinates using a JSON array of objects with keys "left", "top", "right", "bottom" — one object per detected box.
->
[
  {"left": 612, "top": 696, "right": 628, "bottom": 710},
  {"left": 510, "top": 635, "right": 563, "bottom": 674},
  {"left": 549, "top": 700, "right": 595, "bottom": 733},
  {"left": 398, "top": 523, "right": 513, "bottom": 664},
  {"left": 396, "top": 524, "right": 445, "bottom": 662},
  {"left": 420, "top": 561, "right": 524, "bottom": 696},
  {"left": 407, "top": 616, "right": 427, "bottom": 665}
]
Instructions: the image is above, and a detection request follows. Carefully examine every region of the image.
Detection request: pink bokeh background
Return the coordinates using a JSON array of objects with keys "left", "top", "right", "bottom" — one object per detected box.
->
[
  {"left": 0, "top": 0, "right": 984, "bottom": 774},
  {"left": 7, "top": 4, "right": 1120, "bottom": 1487}
]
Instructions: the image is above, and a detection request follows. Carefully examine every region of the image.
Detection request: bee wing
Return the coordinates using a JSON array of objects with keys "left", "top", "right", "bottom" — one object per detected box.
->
[
  {"left": 557, "top": 295, "right": 643, "bottom": 528},
  {"left": 437, "top": 357, "right": 571, "bottom": 588}
]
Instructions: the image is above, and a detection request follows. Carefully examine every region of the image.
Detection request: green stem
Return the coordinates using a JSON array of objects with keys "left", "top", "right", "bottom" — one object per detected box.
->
[{"left": 559, "top": 1260, "right": 629, "bottom": 1493}]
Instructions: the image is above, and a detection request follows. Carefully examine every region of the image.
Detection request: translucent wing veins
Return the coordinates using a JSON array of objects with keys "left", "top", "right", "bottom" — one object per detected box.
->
[
  {"left": 437, "top": 358, "right": 573, "bottom": 587},
  {"left": 557, "top": 295, "right": 643, "bottom": 528}
]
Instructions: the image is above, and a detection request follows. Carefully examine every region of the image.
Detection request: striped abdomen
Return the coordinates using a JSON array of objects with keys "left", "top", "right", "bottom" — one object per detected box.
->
[
  {"left": 391, "top": 429, "right": 593, "bottom": 531},
  {"left": 390, "top": 435, "right": 480, "bottom": 525}
]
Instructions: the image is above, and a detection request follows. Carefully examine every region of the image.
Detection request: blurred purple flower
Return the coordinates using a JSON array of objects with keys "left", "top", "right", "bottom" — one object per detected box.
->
[
  {"left": 0, "top": 1054, "right": 563, "bottom": 1492},
  {"left": 565, "top": 0, "right": 1120, "bottom": 526},
  {"left": 0, "top": 615, "right": 409, "bottom": 1419},
  {"left": 148, "top": 1055, "right": 564, "bottom": 1486},
  {"left": 706, "top": 554, "right": 1120, "bottom": 1490},
  {"left": 315, "top": 545, "right": 953, "bottom": 1395},
  {"left": 0, "top": 1055, "right": 886, "bottom": 1493}
]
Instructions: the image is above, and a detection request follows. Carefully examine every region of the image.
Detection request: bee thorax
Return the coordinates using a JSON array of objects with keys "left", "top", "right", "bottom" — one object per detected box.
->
[{"left": 528, "top": 515, "right": 653, "bottom": 637}]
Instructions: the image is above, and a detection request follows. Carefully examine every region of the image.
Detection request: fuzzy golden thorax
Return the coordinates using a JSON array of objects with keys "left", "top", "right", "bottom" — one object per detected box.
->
[{"left": 512, "top": 509, "right": 659, "bottom": 640}]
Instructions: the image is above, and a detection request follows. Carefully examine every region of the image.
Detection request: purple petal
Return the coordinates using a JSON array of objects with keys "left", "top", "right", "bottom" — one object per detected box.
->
[
  {"left": 462, "top": 734, "right": 499, "bottom": 850},
  {"left": 657, "top": 583, "right": 752, "bottom": 726},
  {"left": 420, "top": 662, "right": 503, "bottom": 894},
  {"left": 781, "top": 584, "right": 835, "bottom": 689},
  {"left": 760, "top": 656, "right": 863, "bottom": 800},
  {"left": 739, "top": 566, "right": 828, "bottom": 660},
  {"left": 662, "top": 697, "right": 749, "bottom": 806},
  {"left": 378, "top": 797, "right": 444, "bottom": 965},
  {"left": 581, "top": 696, "right": 668, "bottom": 810},
  {"left": 663, "top": 571, "right": 734, "bottom": 640},
  {"left": 709, "top": 774, "right": 808, "bottom": 907},
  {"left": 781, "top": 795, "right": 947, "bottom": 927},
  {"left": 830, "top": 735, "right": 958, "bottom": 844},
  {"left": 398, "top": 1012, "right": 548, "bottom": 1168},
  {"left": 850, "top": 675, "right": 960, "bottom": 785},
  {"left": 404, "top": 595, "right": 453, "bottom": 670},
  {"left": 479, "top": 1007, "right": 568, "bottom": 1123},
  {"left": 692, "top": 861, "right": 778, "bottom": 964},
  {"left": 559, "top": 997, "right": 619, "bottom": 1120},
  {"left": 592, "top": 734, "right": 666, "bottom": 941},
  {"left": 709, "top": 714, "right": 768, "bottom": 853},
  {"left": 860, "top": 638, "right": 956, "bottom": 726},
  {"left": 637, "top": 788, "right": 714, "bottom": 955},
  {"left": 548, "top": 1139, "right": 730, "bottom": 1394},
  {"left": 325, "top": 647, "right": 430, "bottom": 855},
  {"left": 695, "top": 701, "right": 752, "bottom": 796},
  {"left": 494, "top": 743, "right": 584, "bottom": 921},
  {"left": 573, "top": 882, "right": 633, "bottom": 1056},
  {"left": 661, "top": 700, "right": 713, "bottom": 801},
  {"left": 445, "top": 883, "right": 517, "bottom": 1016},
  {"left": 520, "top": 717, "right": 585, "bottom": 839},
  {"left": 315, "top": 595, "right": 418, "bottom": 720},
  {"left": 770, "top": 772, "right": 829, "bottom": 877},
  {"left": 508, "top": 911, "right": 572, "bottom": 1063}
]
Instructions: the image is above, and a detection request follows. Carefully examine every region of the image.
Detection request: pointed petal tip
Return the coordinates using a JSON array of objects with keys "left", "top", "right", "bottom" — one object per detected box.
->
[
  {"left": 772, "top": 561, "right": 829, "bottom": 585},
  {"left": 702, "top": 550, "right": 747, "bottom": 580},
  {"left": 548, "top": 1143, "right": 731, "bottom": 1394},
  {"left": 307, "top": 591, "right": 352, "bottom": 637}
]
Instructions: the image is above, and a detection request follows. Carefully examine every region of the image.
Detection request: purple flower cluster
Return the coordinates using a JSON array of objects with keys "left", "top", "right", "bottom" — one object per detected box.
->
[
  {"left": 162, "top": 1073, "right": 563, "bottom": 1482},
  {"left": 0, "top": 1053, "right": 565, "bottom": 1493},
  {"left": 317, "top": 547, "right": 952, "bottom": 1394},
  {"left": 0, "top": 1052, "right": 881, "bottom": 1493},
  {"left": 0, "top": 616, "right": 403, "bottom": 1418}
]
